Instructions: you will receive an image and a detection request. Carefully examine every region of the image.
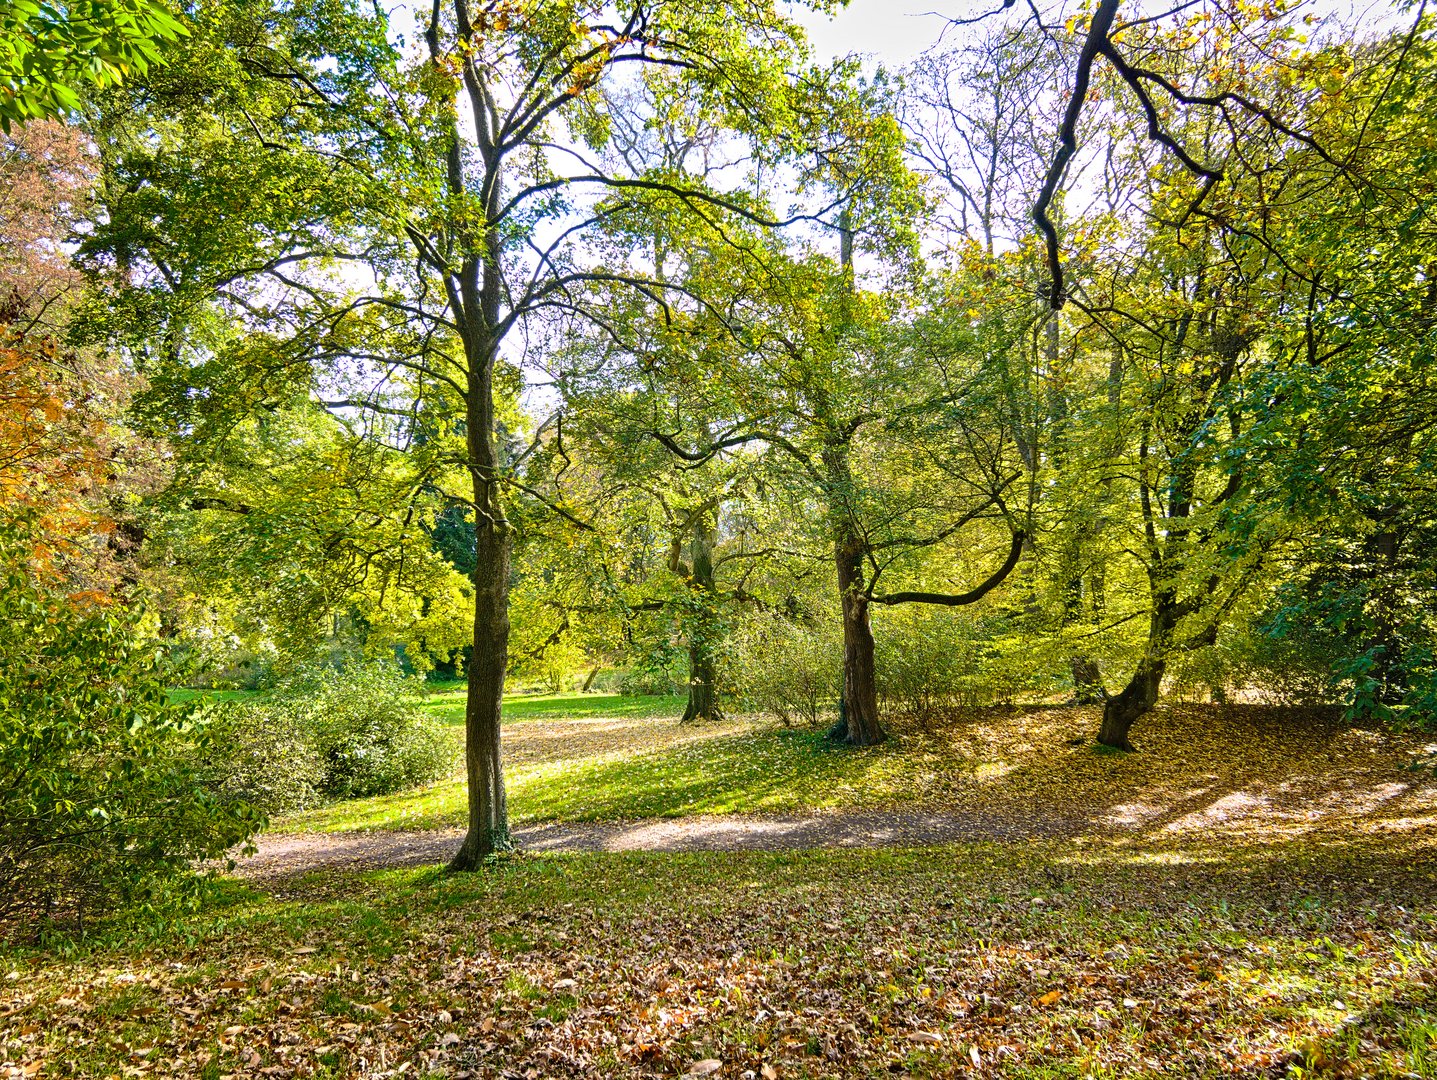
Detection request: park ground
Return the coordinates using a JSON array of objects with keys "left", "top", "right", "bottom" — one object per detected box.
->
[{"left": 3, "top": 695, "right": 1437, "bottom": 1078}]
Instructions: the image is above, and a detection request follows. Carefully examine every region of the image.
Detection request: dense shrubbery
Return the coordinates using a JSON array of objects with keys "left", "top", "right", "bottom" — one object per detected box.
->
[
  {"left": 729, "top": 616, "right": 840, "bottom": 726},
  {"left": 205, "top": 701, "right": 324, "bottom": 814},
  {"left": 875, "top": 607, "right": 1071, "bottom": 722},
  {"left": 211, "top": 660, "right": 451, "bottom": 812},
  {"left": 0, "top": 535, "right": 259, "bottom": 930}
]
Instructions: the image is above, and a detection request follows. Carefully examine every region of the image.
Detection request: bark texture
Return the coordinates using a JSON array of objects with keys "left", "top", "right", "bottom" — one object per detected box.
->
[
  {"left": 449, "top": 506, "right": 513, "bottom": 870},
  {"left": 833, "top": 532, "right": 884, "bottom": 746},
  {"left": 1098, "top": 655, "right": 1164, "bottom": 750},
  {"left": 679, "top": 507, "right": 723, "bottom": 724}
]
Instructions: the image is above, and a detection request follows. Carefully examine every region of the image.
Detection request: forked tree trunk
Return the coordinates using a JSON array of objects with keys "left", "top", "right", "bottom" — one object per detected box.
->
[
  {"left": 832, "top": 535, "right": 884, "bottom": 746},
  {"left": 449, "top": 521, "right": 513, "bottom": 869},
  {"left": 1097, "top": 655, "right": 1164, "bottom": 751}
]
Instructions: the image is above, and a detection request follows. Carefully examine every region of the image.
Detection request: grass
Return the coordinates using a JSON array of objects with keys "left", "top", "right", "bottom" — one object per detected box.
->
[
  {"left": 3, "top": 833, "right": 1435, "bottom": 1078},
  {"left": 281, "top": 702, "right": 1437, "bottom": 848},
  {"left": 5, "top": 702, "right": 1437, "bottom": 1077},
  {"left": 414, "top": 688, "right": 685, "bottom": 727}
]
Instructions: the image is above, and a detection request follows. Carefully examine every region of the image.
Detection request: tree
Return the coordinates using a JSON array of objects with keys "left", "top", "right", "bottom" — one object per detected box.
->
[
  {"left": 1233, "top": 19, "right": 1437, "bottom": 722},
  {"left": 561, "top": 223, "right": 1035, "bottom": 745},
  {"left": 85, "top": 0, "right": 879, "bottom": 866}
]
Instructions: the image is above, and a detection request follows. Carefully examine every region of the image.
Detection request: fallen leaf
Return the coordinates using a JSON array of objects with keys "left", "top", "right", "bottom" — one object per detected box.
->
[
  {"left": 970, "top": 1046, "right": 982, "bottom": 1067},
  {"left": 1037, "top": 990, "right": 1062, "bottom": 1006},
  {"left": 685, "top": 1059, "right": 723, "bottom": 1076},
  {"left": 908, "top": 1031, "right": 942, "bottom": 1045},
  {"left": 761, "top": 1065, "right": 779, "bottom": 1080}
]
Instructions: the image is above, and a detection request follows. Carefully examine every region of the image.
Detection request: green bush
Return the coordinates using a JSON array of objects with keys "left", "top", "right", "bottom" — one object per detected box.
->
[
  {"left": 205, "top": 702, "right": 323, "bottom": 815},
  {"left": 875, "top": 606, "right": 1066, "bottom": 722},
  {"left": 212, "top": 660, "right": 451, "bottom": 807},
  {"left": 0, "top": 533, "right": 259, "bottom": 931},
  {"left": 1164, "top": 620, "right": 1347, "bottom": 706},
  {"left": 729, "top": 616, "right": 841, "bottom": 726}
]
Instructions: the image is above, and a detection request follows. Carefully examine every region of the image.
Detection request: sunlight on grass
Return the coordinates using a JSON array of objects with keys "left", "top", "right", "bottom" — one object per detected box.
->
[
  {"left": 413, "top": 689, "right": 686, "bottom": 727},
  {"left": 281, "top": 725, "right": 947, "bottom": 832},
  {"left": 279, "top": 703, "right": 1437, "bottom": 842}
]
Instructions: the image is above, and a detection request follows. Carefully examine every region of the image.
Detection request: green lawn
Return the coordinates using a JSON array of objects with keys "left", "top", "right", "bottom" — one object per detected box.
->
[
  {"left": 4, "top": 835, "right": 1435, "bottom": 1078},
  {"left": 283, "top": 725, "right": 932, "bottom": 832},
  {"left": 415, "top": 689, "right": 686, "bottom": 727}
]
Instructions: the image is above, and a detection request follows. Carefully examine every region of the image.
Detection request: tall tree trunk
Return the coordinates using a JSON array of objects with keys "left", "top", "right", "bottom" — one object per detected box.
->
[
  {"left": 450, "top": 519, "right": 512, "bottom": 868},
  {"left": 832, "top": 532, "right": 884, "bottom": 746},
  {"left": 1097, "top": 654, "right": 1164, "bottom": 751},
  {"left": 824, "top": 212, "right": 882, "bottom": 747},
  {"left": 450, "top": 314, "right": 513, "bottom": 868}
]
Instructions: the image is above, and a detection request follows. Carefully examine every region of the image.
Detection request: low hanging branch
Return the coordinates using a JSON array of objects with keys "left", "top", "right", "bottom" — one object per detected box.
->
[{"left": 871, "top": 528, "right": 1027, "bottom": 607}]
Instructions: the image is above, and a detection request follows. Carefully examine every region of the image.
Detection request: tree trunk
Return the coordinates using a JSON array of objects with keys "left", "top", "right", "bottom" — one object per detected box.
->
[
  {"left": 679, "top": 506, "right": 723, "bottom": 723},
  {"left": 1097, "top": 655, "right": 1164, "bottom": 751},
  {"left": 449, "top": 521, "right": 513, "bottom": 869},
  {"left": 450, "top": 311, "right": 513, "bottom": 868},
  {"left": 1070, "top": 655, "right": 1105, "bottom": 704},
  {"left": 681, "top": 642, "right": 721, "bottom": 724},
  {"left": 581, "top": 665, "right": 599, "bottom": 692},
  {"left": 831, "top": 534, "right": 884, "bottom": 746}
]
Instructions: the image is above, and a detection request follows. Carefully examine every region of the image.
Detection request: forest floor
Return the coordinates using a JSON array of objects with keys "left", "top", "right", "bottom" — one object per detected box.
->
[
  {"left": 5, "top": 703, "right": 1437, "bottom": 1079},
  {"left": 276, "top": 698, "right": 1437, "bottom": 852}
]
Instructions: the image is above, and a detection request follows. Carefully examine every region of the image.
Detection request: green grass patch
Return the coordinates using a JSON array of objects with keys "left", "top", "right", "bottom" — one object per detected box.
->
[
  {"left": 413, "top": 689, "right": 685, "bottom": 727},
  {"left": 281, "top": 725, "right": 943, "bottom": 832}
]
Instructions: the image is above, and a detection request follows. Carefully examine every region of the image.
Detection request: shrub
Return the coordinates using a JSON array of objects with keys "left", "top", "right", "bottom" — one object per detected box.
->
[
  {"left": 1164, "top": 619, "right": 1348, "bottom": 707},
  {"left": 205, "top": 703, "right": 324, "bottom": 815},
  {"left": 729, "top": 616, "right": 841, "bottom": 726},
  {"left": 0, "top": 536, "right": 260, "bottom": 931},
  {"left": 212, "top": 660, "right": 451, "bottom": 805},
  {"left": 874, "top": 606, "right": 1066, "bottom": 723}
]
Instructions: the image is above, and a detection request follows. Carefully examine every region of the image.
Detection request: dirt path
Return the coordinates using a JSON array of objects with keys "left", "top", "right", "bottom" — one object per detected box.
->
[{"left": 236, "top": 807, "right": 1083, "bottom": 879}]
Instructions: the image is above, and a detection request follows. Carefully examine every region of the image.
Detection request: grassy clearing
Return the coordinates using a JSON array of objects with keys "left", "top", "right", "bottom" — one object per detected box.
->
[
  {"left": 282, "top": 704, "right": 1437, "bottom": 848},
  {"left": 3, "top": 832, "right": 1435, "bottom": 1078},
  {"left": 414, "top": 689, "right": 685, "bottom": 728}
]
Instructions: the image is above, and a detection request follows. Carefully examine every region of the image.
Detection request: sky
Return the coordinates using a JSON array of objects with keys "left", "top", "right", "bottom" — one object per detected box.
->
[
  {"left": 794, "top": 1, "right": 961, "bottom": 65},
  {"left": 794, "top": 0, "right": 1413, "bottom": 67}
]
